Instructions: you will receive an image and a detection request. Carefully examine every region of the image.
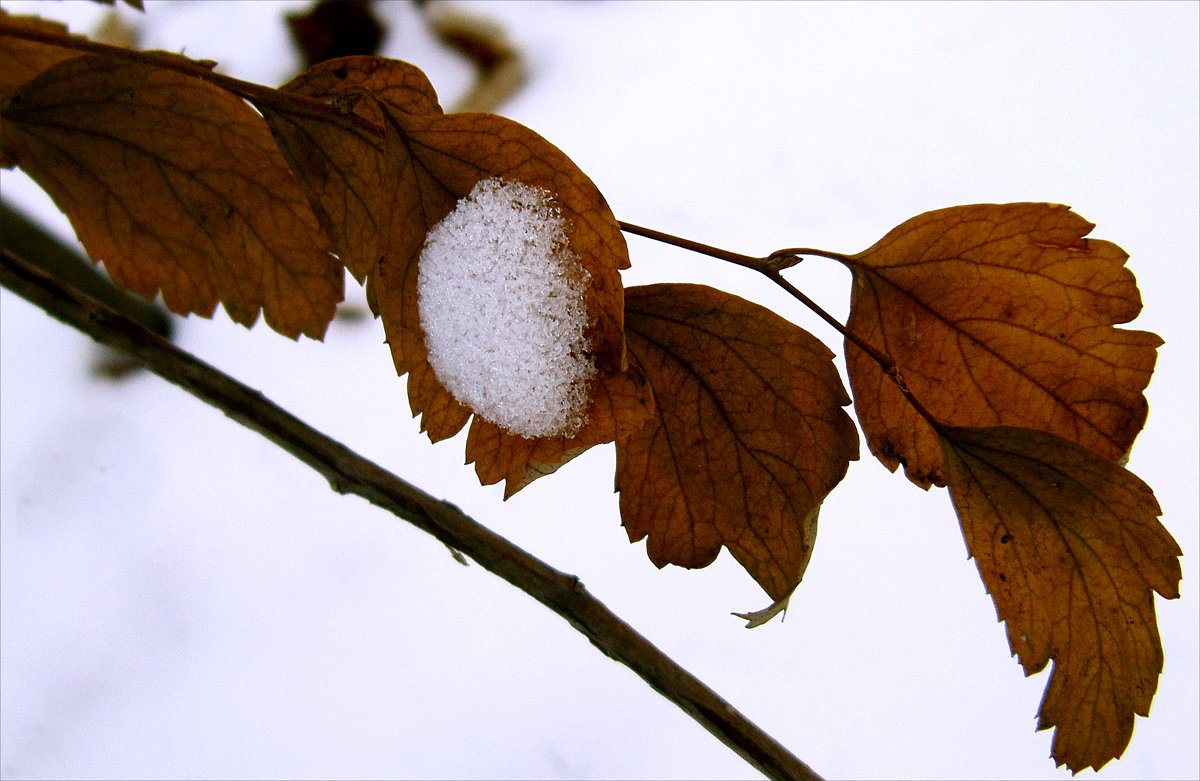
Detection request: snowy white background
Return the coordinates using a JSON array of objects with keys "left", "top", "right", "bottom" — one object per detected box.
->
[{"left": 1, "top": 2, "right": 1197, "bottom": 779}]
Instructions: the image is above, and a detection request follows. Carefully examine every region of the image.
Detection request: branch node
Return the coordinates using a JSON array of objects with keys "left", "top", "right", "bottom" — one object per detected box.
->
[{"left": 764, "top": 251, "right": 803, "bottom": 272}]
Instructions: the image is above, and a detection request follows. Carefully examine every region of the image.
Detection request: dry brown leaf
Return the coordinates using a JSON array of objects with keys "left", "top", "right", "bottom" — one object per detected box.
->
[
  {"left": 371, "top": 105, "right": 647, "bottom": 492},
  {"left": 619, "top": 283, "right": 859, "bottom": 603},
  {"left": 262, "top": 56, "right": 647, "bottom": 492},
  {"left": 278, "top": 54, "right": 444, "bottom": 121},
  {"left": 0, "top": 14, "right": 77, "bottom": 104},
  {"left": 0, "top": 13, "right": 84, "bottom": 112},
  {"left": 384, "top": 107, "right": 629, "bottom": 368},
  {"left": 1, "top": 55, "right": 342, "bottom": 339},
  {"left": 941, "top": 425, "right": 1181, "bottom": 773},
  {"left": 467, "top": 368, "right": 655, "bottom": 497},
  {"left": 843, "top": 203, "right": 1160, "bottom": 488},
  {"left": 259, "top": 56, "right": 444, "bottom": 282}
]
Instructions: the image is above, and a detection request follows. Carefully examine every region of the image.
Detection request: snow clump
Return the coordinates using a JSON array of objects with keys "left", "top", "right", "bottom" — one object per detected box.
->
[{"left": 417, "top": 177, "right": 596, "bottom": 439}]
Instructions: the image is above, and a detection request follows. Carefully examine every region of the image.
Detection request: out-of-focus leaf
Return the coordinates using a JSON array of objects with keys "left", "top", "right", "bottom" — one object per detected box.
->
[
  {"left": 286, "top": 0, "right": 384, "bottom": 67},
  {"left": 425, "top": 2, "right": 525, "bottom": 113}
]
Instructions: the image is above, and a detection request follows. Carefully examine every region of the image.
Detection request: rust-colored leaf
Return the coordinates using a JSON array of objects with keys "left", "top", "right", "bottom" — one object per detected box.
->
[
  {"left": 467, "top": 368, "right": 655, "bottom": 498},
  {"left": 1, "top": 55, "right": 342, "bottom": 339},
  {"left": 258, "top": 56, "right": 443, "bottom": 282},
  {"left": 281, "top": 55, "right": 443, "bottom": 121},
  {"left": 618, "top": 283, "right": 859, "bottom": 604},
  {"left": 0, "top": 14, "right": 77, "bottom": 101},
  {"left": 256, "top": 55, "right": 645, "bottom": 491},
  {"left": 0, "top": 13, "right": 84, "bottom": 118},
  {"left": 384, "top": 107, "right": 629, "bottom": 366},
  {"left": 843, "top": 203, "right": 1160, "bottom": 488},
  {"left": 371, "top": 104, "right": 647, "bottom": 492},
  {"left": 940, "top": 425, "right": 1181, "bottom": 773}
]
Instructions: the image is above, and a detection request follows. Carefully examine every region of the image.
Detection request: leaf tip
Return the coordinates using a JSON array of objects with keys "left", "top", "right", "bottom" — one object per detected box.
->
[{"left": 732, "top": 590, "right": 794, "bottom": 629}]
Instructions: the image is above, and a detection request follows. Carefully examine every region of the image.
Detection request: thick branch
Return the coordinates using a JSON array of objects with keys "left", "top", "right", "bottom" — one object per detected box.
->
[{"left": 0, "top": 246, "right": 823, "bottom": 781}]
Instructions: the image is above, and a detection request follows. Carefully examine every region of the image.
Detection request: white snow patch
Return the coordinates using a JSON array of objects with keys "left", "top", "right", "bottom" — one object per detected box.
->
[{"left": 417, "top": 178, "right": 596, "bottom": 439}]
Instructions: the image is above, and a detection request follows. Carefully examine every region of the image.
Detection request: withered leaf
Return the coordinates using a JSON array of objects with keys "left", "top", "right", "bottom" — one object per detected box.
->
[
  {"left": 370, "top": 104, "right": 646, "bottom": 493},
  {"left": 1, "top": 55, "right": 342, "bottom": 339},
  {"left": 842, "top": 203, "right": 1160, "bottom": 488},
  {"left": 467, "top": 368, "right": 655, "bottom": 498},
  {"left": 277, "top": 54, "right": 443, "bottom": 121},
  {"left": 257, "top": 55, "right": 645, "bottom": 491},
  {"left": 941, "top": 425, "right": 1181, "bottom": 773},
  {"left": 0, "top": 13, "right": 84, "bottom": 118},
  {"left": 618, "top": 283, "right": 859, "bottom": 604},
  {"left": 0, "top": 14, "right": 77, "bottom": 100},
  {"left": 257, "top": 55, "right": 446, "bottom": 283}
]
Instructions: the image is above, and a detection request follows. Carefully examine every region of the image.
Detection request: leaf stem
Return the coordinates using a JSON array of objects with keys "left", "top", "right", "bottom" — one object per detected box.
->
[
  {"left": 618, "top": 221, "right": 946, "bottom": 427},
  {"left": 758, "top": 268, "right": 885, "bottom": 366},
  {"left": 770, "top": 246, "right": 856, "bottom": 264},
  {"left": 617, "top": 220, "right": 764, "bottom": 270},
  {"left": 618, "top": 221, "right": 868, "bottom": 351}
]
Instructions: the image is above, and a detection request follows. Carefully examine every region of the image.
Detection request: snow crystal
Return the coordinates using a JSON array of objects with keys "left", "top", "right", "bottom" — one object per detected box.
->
[{"left": 417, "top": 177, "right": 596, "bottom": 439}]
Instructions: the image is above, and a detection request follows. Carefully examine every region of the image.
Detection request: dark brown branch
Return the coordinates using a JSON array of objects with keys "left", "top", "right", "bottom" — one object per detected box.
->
[
  {"left": 0, "top": 199, "right": 171, "bottom": 339},
  {"left": 0, "top": 246, "right": 824, "bottom": 781}
]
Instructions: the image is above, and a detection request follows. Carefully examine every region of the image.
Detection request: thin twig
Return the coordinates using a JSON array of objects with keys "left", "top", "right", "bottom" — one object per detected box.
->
[
  {"left": 619, "top": 222, "right": 855, "bottom": 338},
  {"left": 618, "top": 220, "right": 763, "bottom": 270},
  {"left": 0, "top": 246, "right": 824, "bottom": 781},
  {"left": 620, "top": 221, "right": 879, "bottom": 359},
  {"left": 619, "top": 222, "right": 944, "bottom": 424}
]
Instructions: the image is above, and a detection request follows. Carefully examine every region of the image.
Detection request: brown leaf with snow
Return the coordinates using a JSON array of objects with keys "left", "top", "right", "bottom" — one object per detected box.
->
[
  {"left": 375, "top": 106, "right": 647, "bottom": 492},
  {"left": 842, "top": 203, "right": 1160, "bottom": 488},
  {"left": 940, "top": 425, "right": 1181, "bottom": 773},
  {"left": 261, "top": 55, "right": 646, "bottom": 491},
  {"left": 618, "top": 284, "right": 859, "bottom": 604},
  {"left": 469, "top": 368, "right": 655, "bottom": 497}
]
